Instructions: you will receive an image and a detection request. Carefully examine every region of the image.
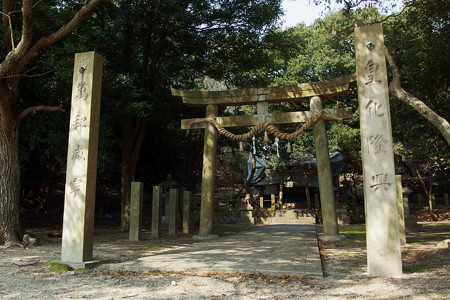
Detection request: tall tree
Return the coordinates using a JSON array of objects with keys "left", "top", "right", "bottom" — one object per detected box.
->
[
  {"left": 0, "top": 0, "right": 108, "bottom": 246},
  {"left": 88, "top": 0, "right": 284, "bottom": 230},
  {"left": 313, "top": 0, "right": 450, "bottom": 145}
]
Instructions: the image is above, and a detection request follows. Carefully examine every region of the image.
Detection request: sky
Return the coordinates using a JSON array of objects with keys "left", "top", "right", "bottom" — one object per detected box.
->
[
  {"left": 281, "top": 0, "right": 335, "bottom": 27},
  {"left": 281, "top": 0, "right": 404, "bottom": 28}
]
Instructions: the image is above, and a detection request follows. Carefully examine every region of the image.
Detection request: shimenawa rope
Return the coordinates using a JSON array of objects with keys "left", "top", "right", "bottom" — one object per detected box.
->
[{"left": 186, "top": 112, "right": 342, "bottom": 141}]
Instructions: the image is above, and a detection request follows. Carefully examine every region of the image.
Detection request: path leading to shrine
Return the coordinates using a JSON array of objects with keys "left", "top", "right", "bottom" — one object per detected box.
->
[{"left": 111, "top": 224, "right": 322, "bottom": 277}]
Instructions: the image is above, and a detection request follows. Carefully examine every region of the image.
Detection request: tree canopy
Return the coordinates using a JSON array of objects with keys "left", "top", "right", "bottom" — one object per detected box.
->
[{"left": 1, "top": 0, "right": 449, "bottom": 245}]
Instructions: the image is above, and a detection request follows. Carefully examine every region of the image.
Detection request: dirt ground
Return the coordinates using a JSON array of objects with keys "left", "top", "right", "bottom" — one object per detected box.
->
[{"left": 1, "top": 219, "right": 449, "bottom": 300}]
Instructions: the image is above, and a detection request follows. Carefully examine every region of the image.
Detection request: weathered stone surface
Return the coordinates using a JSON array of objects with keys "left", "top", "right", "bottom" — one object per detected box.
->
[
  {"left": 355, "top": 24, "right": 402, "bottom": 276},
  {"left": 182, "top": 191, "right": 191, "bottom": 234},
  {"left": 168, "top": 188, "right": 179, "bottom": 236},
  {"left": 151, "top": 186, "right": 162, "bottom": 238},
  {"left": 397, "top": 175, "right": 406, "bottom": 246},
  {"left": 61, "top": 51, "right": 103, "bottom": 264},
  {"left": 129, "top": 182, "right": 143, "bottom": 241},
  {"left": 198, "top": 105, "right": 218, "bottom": 236},
  {"left": 310, "top": 96, "right": 340, "bottom": 238}
]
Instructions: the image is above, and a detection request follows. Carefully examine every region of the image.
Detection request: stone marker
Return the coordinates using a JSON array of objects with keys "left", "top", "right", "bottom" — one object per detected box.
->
[
  {"left": 417, "top": 194, "right": 423, "bottom": 207},
  {"left": 355, "top": 24, "right": 402, "bottom": 276},
  {"left": 396, "top": 176, "right": 406, "bottom": 246},
  {"left": 310, "top": 96, "right": 344, "bottom": 242},
  {"left": 168, "top": 188, "right": 179, "bottom": 236},
  {"left": 129, "top": 182, "right": 143, "bottom": 241},
  {"left": 271, "top": 194, "right": 276, "bottom": 211},
  {"left": 182, "top": 191, "right": 191, "bottom": 234},
  {"left": 151, "top": 186, "right": 162, "bottom": 238},
  {"left": 61, "top": 51, "right": 103, "bottom": 267}
]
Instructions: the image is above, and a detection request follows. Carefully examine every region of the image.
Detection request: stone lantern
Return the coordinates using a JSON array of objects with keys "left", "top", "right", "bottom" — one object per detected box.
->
[{"left": 158, "top": 174, "right": 183, "bottom": 223}]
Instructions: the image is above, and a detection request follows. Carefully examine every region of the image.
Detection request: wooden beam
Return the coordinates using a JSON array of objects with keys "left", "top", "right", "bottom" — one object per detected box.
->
[
  {"left": 181, "top": 108, "right": 353, "bottom": 129},
  {"left": 172, "top": 74, "right": 357, "bottom": 107}
]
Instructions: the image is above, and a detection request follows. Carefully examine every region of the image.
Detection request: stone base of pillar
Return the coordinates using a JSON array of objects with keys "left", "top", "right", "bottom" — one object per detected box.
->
[
  {"left": 54, "top": 259, "right": 102, "bottom": 269},
  {"left": 238, "top": 210, "right": 254, "bottom": 225},
  {"left": 192, "top": 234, "right": 219, "bottom": 240},
  {"left": 317, "top": 234, "right": 346, "bottom": 242},
  {"left": 405, "top": 215, "right": 423, "bottom": 232}
]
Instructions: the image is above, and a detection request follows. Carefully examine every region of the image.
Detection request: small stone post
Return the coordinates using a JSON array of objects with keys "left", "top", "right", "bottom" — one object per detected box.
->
[
  {"left": 196, "top": 104, "right": 218, "bottom": 238},
  {"left": 168, "top": 188, "right": 179, "bottom": 236},
  {"left": 259, "top": 197, "right": 264, "bottom": 209},
  {"left": 396, "top": 176, "right": 406, "bottom": 246},
  {"left": 278, "top": 184, "right": 284, "bottom": 206},
  {"left": 355, "top": 24, "right": 402, "bottom": 276},
  {"left": 129, "top": 182, "right": 143, "bottom": 241},
  {"left": 314, "top": 193, "right": 320, "bottom": 210},
  {"left": 417, "top": 194, "right": 423, "bottom": 207},
  {"left": 151, "top": 186, "right": 162, "bottom": 238},
  {"left": 270, "top": 194, "right": 276, "bottom": 211},
  {"left": 310, "top": 96, "right": 343, "bottom": 242},
  {"left": 183, "top": 191, "right": 191, "bottom": 234},
  {"left": 304, "top": 176, "right": 311, "bottom": 210},
  {"left": 61, "top": 51, "right": 103, "bottom": 266}
]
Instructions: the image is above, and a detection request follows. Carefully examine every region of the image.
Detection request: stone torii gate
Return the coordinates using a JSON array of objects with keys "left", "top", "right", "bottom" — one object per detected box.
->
[{"left": 171, "top": 74, "right": 356, "bottom": 241}]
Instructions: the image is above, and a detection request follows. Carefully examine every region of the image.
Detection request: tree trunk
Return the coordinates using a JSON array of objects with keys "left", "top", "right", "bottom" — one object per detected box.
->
[
  {"left": 0, "top": 108, "right": 21, "bottom": 246},
  {"left": 119, "top": 117, "right": 147, "bottom": 231}
]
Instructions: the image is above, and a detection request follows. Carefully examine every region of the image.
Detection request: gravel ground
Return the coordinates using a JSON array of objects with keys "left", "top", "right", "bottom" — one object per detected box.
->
[{"left": 0, "top": 221, "right": 449, "bottom": 299}]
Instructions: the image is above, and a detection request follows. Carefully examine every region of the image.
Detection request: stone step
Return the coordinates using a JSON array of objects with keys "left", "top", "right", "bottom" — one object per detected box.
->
[
  {"left": 271, "top": 216, "right": 315, "bottom": 225},
  {"left": 273, "top": 210, "right": 315, "bottom": 218}
]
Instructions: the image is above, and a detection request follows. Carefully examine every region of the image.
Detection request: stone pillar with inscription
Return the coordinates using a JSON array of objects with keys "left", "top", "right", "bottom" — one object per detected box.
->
[
  {"left": 61, "top": 52, "right": 103, "bottom": 266},
  {"left": 355, "top": 25, "right": 402, "bottom": 276}
]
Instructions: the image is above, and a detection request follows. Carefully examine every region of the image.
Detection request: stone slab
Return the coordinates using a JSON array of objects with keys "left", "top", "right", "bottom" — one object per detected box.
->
[{"left": 109, "top": 224, "right": 322, "bottom": 277}]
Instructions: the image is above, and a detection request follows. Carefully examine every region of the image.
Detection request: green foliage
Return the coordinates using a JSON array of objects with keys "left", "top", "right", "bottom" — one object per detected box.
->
[{"left": 46, "top": 262, "right": 70, "bottom": 273}]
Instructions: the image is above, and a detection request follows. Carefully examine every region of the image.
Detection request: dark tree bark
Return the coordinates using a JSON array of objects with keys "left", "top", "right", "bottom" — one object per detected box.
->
[
  {"left": 0, "top": 0, "right": 109, "bottom": 245},
  {"left": 119, "top": 118, "right": 147, "bottom": 231}
]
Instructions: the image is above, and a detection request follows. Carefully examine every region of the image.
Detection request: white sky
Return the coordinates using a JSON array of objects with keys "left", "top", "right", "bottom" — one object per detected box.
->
[
  {"left": 281, "top": 0, "right": 335, "bottom": 27},
  {"left": 281, "top": 0, "right": 404, "bottom": 28}
]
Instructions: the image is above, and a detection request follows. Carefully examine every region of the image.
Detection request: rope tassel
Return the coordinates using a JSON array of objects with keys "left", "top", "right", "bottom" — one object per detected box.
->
[
  {"left": 239, "top": 141, "right": 244, "bottom": 152},
  {"left": 263, "top": 131, "right": 270, "bottom": 143}
]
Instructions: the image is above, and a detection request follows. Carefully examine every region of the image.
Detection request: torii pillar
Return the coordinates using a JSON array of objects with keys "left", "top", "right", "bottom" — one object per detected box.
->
[
  {"left": 311, "top": 96, "right": 344, "bottom": 242},
  {"left": 195, "top": 104, "right": 219, "bottom": 238}
]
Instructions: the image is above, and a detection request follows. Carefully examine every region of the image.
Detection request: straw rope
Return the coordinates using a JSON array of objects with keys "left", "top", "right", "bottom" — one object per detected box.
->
[{"left": 187, "top": 113, "right": 342, "bottom": 141}]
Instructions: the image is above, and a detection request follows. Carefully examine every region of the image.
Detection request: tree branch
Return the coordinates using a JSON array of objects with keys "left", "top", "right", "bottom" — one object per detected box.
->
[
  {"left": 16, "top": 0, "right": 33, "bottom": 53},
  {"left": 385, "top": 47, "right": 450, "bottom": 146},
  {"left": 18, "top": 0, "right": 110, "bottom": 71},
  {"left": 18, "top": 105, "right": 65, "bottom": 124},
  {"left": 342, "top": 7, "right": 450, "bottom": 147}
]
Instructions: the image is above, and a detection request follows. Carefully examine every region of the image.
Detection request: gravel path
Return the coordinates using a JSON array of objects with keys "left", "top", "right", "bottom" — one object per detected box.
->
[{"left": 1, "top": 222, "right": 449, "bottom": 299}]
